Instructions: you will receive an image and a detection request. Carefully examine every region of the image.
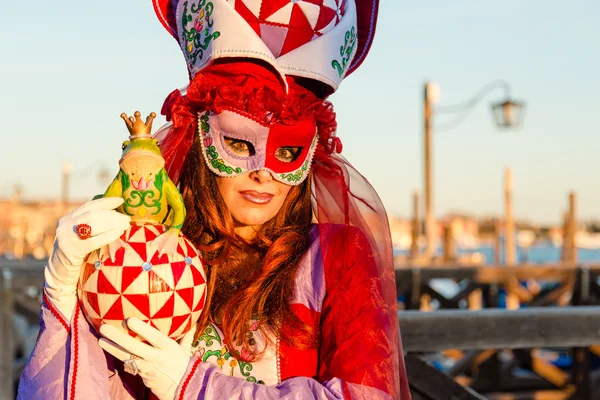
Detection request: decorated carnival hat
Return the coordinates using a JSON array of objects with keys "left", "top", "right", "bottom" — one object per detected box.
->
[{"left": 152, "top": 0, "right": 379, "bottom": 93}]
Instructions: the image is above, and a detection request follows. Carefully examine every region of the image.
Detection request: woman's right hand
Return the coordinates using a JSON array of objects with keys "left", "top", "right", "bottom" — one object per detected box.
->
[{"left": 44, "top": 197, "right": 131, "bottom": 320}]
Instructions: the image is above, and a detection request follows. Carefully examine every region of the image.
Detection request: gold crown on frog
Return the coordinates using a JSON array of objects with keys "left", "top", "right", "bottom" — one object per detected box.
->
[{"left": 121, "top": 111, "right": 156, "bottom": 139}]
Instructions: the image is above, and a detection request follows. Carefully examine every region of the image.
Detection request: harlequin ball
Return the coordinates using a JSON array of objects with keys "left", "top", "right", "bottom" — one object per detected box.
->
[{"left": 77, "top": 223, "right": 206, "bottom": 341}]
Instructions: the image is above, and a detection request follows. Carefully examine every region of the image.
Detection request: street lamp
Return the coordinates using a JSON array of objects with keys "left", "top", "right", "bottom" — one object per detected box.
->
[
  {"left": 423, "top": 80, "right": 526, "bottom": 259},
  {"left": 491, "top": 99, "right": 526, "bottom": 129}
]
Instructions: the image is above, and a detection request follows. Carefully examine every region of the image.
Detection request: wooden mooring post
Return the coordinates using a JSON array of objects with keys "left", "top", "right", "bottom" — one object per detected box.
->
[
  {"left": 493, "top": 218, "right": 502, "bottom": 266},
  {"left": 410, "top": 191, "right": 420, "bottom": 259},
  {"left": 561, "top": 193, "right": 578, "bottom": 264},
  {"left": 504, "top": 168, "right": 516, "bottom": 266},
  {"left": 562, "top": 212, "right": 570, "bottom": 262},
  {"left": 504, "top": 169, "right": 520, "bottom": 309},
  {"left": 568, "top": 192, "right": 577, "bottom": 263},
  {"left": 442, "top": 223, "right": 456, "bottom": 263}
]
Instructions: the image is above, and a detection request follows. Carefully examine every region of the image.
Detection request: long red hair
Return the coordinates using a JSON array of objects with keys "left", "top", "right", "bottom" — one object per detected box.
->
[
  {"left": 164, "top": 62, "right": 337, "bottom": 359},
  {"left": 180, "top": 139, "right": 314, "bottom": 358}
]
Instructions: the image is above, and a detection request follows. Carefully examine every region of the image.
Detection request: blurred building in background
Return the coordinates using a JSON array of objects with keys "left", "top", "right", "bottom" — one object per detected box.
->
[{"left": 0, "top": 189, "right": 83, "bottom": 259}]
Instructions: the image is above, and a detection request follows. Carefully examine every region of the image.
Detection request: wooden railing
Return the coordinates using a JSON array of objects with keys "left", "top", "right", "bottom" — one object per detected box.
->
[
  {"left": 0, "top": 261, "right": 45, "bottom": 400},
  {"left": 400, "top": 307, "right": 600, "bottom": 352},
  {"left": 3, "top": 262, "right": 600, "bottom": 399},
  {"left": 397, "top": 264, "right": 600, "bottom": 400},
  {"left": 401, "top": 307, "right": 600, "bottom": 399},
  {"left": 396, "top": 264, "right": 600, "bottom": 310}
]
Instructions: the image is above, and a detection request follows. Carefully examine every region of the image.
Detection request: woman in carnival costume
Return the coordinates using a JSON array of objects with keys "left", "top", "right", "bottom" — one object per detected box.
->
[{"left": 18, "top": 0, "right": 410, "bottom": 399}]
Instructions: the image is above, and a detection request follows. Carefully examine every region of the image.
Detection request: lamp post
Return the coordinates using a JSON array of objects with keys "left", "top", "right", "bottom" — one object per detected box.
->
[
  {"left": 423, "top": 83, "right": 437, "bottom": 259},
  {"left": 422, "top": 80, "right": 525, "bottom": 260}
]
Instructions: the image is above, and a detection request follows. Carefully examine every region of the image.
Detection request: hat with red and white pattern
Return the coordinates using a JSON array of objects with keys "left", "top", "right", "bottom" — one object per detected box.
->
[{"left": 152, "top": 0, "right": 379, "bottom": 92}]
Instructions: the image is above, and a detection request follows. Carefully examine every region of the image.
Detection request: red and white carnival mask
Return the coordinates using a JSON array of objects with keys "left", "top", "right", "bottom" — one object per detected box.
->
[{"left": 198, "top": 109, "right": 318, "bottom": 185}]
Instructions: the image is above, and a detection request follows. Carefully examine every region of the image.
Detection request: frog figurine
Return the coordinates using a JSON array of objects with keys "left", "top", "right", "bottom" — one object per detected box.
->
[{"left": 101, "top": 111, "right": 185, "bottom": 260}]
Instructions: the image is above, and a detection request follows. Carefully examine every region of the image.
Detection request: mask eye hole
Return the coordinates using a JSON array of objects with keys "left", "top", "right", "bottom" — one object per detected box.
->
[
  {"left": 275, "top": 147, "right": 302, "bottom": 163},
  {"left": 224, "top": 137, "right": 255, "bottom": 157}
]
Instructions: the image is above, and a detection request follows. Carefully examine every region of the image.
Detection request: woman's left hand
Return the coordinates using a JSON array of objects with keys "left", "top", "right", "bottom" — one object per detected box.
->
[{"left": 99, "top": 318, "right": 191, "bottom": 400}]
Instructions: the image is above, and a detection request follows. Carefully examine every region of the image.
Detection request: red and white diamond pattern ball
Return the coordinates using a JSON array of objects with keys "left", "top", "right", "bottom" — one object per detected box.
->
[
  {"left": 77, "top": 223, "right": 206, "bottom": 342},
  {"left": 229, "top": 0, "right": 346, "bottom": 57}
]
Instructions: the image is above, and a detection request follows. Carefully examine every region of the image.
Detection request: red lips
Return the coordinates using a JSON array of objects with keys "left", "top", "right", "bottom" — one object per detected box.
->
[{"left": 239, "top": 190, "right": 274, "bottom": 205}]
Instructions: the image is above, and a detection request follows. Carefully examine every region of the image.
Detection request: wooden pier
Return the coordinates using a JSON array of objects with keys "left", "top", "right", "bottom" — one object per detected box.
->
[{"left": 3, "top": 261, "right": 600, "bottom": 399}]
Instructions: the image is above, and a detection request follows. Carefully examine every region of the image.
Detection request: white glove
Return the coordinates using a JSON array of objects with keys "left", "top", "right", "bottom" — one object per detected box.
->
[
  {"left": 99, "top": 318, "right": 192, "bottom": 400},
  {"left": 44, "top": 197, "right": 131, "bottom": 321}
]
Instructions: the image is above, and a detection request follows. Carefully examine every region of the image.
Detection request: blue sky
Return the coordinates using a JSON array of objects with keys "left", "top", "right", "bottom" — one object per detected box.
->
[{"left": 1, "top": 0, "right": 598, "bottom": 224}]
